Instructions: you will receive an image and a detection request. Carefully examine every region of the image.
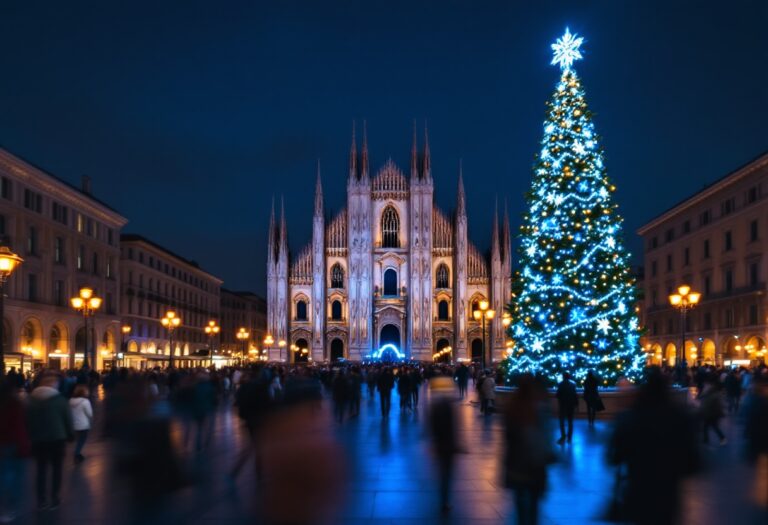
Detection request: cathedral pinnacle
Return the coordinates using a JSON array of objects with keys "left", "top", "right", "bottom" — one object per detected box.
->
[
  {"left": 361, "top": 120, "right": 369, "bottom": 181},
  {"left": 410, "top": 119, "right": 419, "bottom": 181},
  {"left": 349, "top": 120, "right": 357, "bottom": 181},
  {"left": 423, "top": 121, "right": 431, "bottom": 180},
  {"left": 456, "top": 160, "right": 466, "bottom": 218},
  {"left": 314, "top": 160, "right": 323, "bottom": 217}
]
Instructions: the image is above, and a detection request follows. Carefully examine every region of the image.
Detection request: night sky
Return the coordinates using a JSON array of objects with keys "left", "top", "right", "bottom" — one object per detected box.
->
[{"left": 1, "top": 1, "right": 766, "bottom": 295}]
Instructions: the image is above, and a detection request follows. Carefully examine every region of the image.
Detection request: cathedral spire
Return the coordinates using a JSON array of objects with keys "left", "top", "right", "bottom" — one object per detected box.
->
[
  {"left": 279, "top": 195, "right": 288, "bottom": 254},
  {"left": 410, "top": 119, "right": 419, "bottom": 181},
  {"left": 423, "top": 121, "right": 431, "bottom": 180},
  {"left": 268, "top": 196, "right": 276, "bottom": 265},
  {"left": 349, "top": 121, "right": 357, "bottom": 181},
  {"left": 503, "top": 198, "right": 511, "bottom": 263},
  {"left": 360, "top": 120, "right": 370, "bottom": 182},
  {"left": 456, "top": 160, "right": 466, "bottom": 218},
  {"left": 314, "top": 160, "right": 323, "bottom": 217},
  {"left": 491, "top": 197, "right": 500, "bottom": 261}
]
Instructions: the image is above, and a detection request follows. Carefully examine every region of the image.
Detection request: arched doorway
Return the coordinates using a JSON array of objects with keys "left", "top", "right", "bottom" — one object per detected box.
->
[
  {"left": 723, "top": 337, "right": 740, "bottom": 359},
  {"left": 665, "top": 343, "right": 676, "bottom": 366},
  {"left": 649, "top": 343, "right": 663, "bottom": 366},
  {"left": 746, "top": 336, "right": 767, "bottom": 364},
  {"left": 700, "top": 339, "right": 716, "bottom": 364},
  {"left": 471, "top": 338, "right": 483, "bottom": 364},
  {"left": 294, "top": 338, "right": 309, "bottom": 363},
  {"left": 330, "top": 338, "right": 344, "bottom": 362},
  {"left": 435, "top": 338, "right": 450, "bottom": 363},
  {"left": 379, "top": 324, "right": 402, "bottom": 361}
]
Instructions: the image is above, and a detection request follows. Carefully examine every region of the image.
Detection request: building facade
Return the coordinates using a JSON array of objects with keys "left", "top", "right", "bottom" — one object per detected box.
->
[
  {"left": 266, "top": 126, "right": 513, "bottom": 363},
  {"left": 120, "top": 234, "right": 223, "bottom": 368},
  {"left": 0, "top": 148, "right": 127, "bottom": 371},
  {"left": 638, "top": 152, "right": 768, "bottom": 366},
  {"left": 220, "top": 289, "right": 267, "bottom": 361}
]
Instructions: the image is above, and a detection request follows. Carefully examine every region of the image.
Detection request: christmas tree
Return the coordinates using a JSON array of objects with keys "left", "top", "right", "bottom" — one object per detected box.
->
[{"left": 503, "top": 29, "right": 645, "bottom": 386}]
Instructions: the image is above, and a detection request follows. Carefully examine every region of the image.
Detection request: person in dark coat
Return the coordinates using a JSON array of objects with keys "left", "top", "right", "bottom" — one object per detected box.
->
[
  {"left": 377, "top": 368, "right": 395, "bottom": 418},
  {"left": 26, "top": 373, "right": 74, "bottom": 510},
  {"left": 454, "top": 364, "right": 469, "bottom": 398},
  {"left": 609, "top": 369, "right": 699, "bottom": 525},
  {"left": 331, "top": 370, "right": 349, "bottom": 423},
  {"left": 0, "top": 378, "right": 30, "bottom": 521},
  {"left": 583, "top": 371, "right": 601, "bottom": 426},
  {"left": 397, "top": 369, "right": 412, "bottom": 412},
  {"left": 428, "top": 376, "right": 461, "bottom": 514},
  {"left": 724, "top": 370, "right": 742, "bottom": 414},
  {"left": 555, "top": 372, "right": 578, "bottom": 444}
]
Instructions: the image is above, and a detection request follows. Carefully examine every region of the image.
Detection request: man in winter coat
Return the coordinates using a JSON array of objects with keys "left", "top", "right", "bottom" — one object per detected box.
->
[
  {"left": 27, "top": 373, "right": 74, "bottom": 510},
  {"left": 556, "top": 372, "right": 578, "bottom": 444}
]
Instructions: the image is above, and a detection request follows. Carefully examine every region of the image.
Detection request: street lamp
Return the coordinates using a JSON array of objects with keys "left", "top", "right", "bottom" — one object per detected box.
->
[
  {"left": 264, "top": 334, "right": 274, "bottom": 362},
  {"left": 236, "top": 327, "right": 250, "bottom": 366},
  {"left": 0, "top": 243, "right": 22, "bottom": 375},
  {"left": 669, "top": 285, "right": 701, "bottom": 367},
  {"left": 161, "top": 311, "right": 181, "bottom": 369},
  {"left": 120, "top": 324, "right": 131, "bottom": 367},
  {"left": 71, "top": 287, "right": 102, "bottom": 369},
  {"left": 473, "top": 300, "right": 496, "bottom": 370},
  {"left": 278, "top": 339, "right": 286, "bottom": 362},
  {"left": 205, "top": 320, "right": 220, "bottom": 365}
]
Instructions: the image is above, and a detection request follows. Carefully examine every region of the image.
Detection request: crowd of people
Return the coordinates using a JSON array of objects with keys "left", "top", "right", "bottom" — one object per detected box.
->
[{"left": 0, "top": 360, "right": 766, "bottom": 524}]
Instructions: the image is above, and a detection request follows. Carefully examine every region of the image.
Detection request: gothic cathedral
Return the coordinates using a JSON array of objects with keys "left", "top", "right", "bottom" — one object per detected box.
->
[{"left": 266, "top": 125, "right": 512, "bottom": 363}]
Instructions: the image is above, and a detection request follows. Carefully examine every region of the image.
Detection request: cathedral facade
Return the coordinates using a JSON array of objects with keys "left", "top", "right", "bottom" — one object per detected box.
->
[{"left": 266, "top": 125, "right": 512, "bottom": 363}]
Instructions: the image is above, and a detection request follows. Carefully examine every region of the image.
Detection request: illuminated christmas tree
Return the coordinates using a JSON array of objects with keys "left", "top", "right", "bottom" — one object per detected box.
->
[{"left": 503, "top": 29, "right": 645, "bottom": 386}]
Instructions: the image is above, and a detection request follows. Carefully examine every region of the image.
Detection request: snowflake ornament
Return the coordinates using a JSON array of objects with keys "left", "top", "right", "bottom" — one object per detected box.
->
[{"left": 551, "top": 28, "right": 584, "bottom": 70}]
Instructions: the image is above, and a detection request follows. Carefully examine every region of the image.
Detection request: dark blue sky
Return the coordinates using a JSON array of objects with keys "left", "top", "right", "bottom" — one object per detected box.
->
[{"left": 1, "top": 1, "right": 766, "bottom": 294}]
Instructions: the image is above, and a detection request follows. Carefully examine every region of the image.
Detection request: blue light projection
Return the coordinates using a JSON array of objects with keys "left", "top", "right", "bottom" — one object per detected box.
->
[
  {"left": 373, "top": 344, "right": 406, "bottom": 360},
  {"left": 502, "top": 29, "right": 645, "bottom": 386}
]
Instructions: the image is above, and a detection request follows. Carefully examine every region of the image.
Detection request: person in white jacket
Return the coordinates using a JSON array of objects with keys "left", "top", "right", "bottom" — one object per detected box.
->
[{"left": 69, "top": 385, "right": 93, "bottom": 463}]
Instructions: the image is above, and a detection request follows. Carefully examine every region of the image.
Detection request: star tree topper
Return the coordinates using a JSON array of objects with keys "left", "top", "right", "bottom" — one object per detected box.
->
[{"left": 551, "top": 28, "right": 584, "bottom": 70}]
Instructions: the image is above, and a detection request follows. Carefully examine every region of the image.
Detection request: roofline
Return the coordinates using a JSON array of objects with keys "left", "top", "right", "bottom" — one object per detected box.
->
[
  {"left": 637, "top": 150, "right": 768, "bottom": 235},
  {"left": 0, "top": 147, "right": 128, "bottom": 224},
  {"left": 121, "top": 233, "right": 223, "bottom": 284}
]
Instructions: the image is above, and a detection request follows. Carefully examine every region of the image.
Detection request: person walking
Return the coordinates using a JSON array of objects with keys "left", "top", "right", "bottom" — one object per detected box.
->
[
  {"left": 332, "top": 370, "right": 348, "bottom": 423},
  {"left": 724, "top": 370, "right": 742, "bottom": 414},
  {"left": 27, "top": 373, "right": 74, "bottom": 511},
  {"left": 428, "top": 376, "right": 462, "bottom": 514},
  {"left": 480, "top": 371, "right": 496, "bottom": 415},
  {"left": 583, "top": 371, "right": 602, "bottom": 427},
  {"left": 502, "top": 374, "right": 554, "bottom": 525},
  {"left": 454, "top": 364, "right": 469, "bottom": 399},
  {"left": 699, "top": 376, "right": 726, "bottom": 445},
  {"left": 69, "top": 384, "right": 93, "bottom": 463},
  {"left": 555, "top": 372, "right": 578, "bottom": 444},
  {"left": 397, "top": 369, "right": 412, "bottom": 412},
  {"left": 348, "top": 367, "right": 362, "bottom": 418},
  {"left": 0, "top": 379, "right": 30, "bottom": 522},
  {"left": 377, "top": 367, "right": 395, "bottom": 418}
]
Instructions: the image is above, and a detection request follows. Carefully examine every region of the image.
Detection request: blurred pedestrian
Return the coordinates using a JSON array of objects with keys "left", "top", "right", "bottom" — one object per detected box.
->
[
  {"left": 348, "top": 367, "right": 362, "bottom": 418},
  {"left": 69, "top": 384, "right": 93, "bottom": 463},
  {"left": 428, "top": 376, "right": 462, "bottom": 514},
  {"left": 480, "top": 371, "right": 496, "bottom": 415},
  {"left": 583, "top": 371, "right": 602, "bottom": 427},
  {"left": 27, "top": 373, "right": 74, "bottom": 510},
  {"left": 698, "top": 376, "right": 726, "bottom": 445},
  {"left": 724, "top": 370, "right": 741, "bottom": 414},
  {"left": 608, "top": 369, "right": 699, "bottom": 525},
  {"left": 555, "top": 372, "right": 577, "bottom": 444},
  {"left": 377, "top": 367, "right": 395, "bottom": 418},
  {"left": 397, "top": 369, "right": 412, "bottom": 412},
  {"left": 455, "top": 364, "right": 469, "bottom": 398},
  {"left": 332, "top": 370, "right": 348, "bottom": 423},
  {"left": 502, "top": 374, "right": 554, "bottom": 525},
  {"left": 0, "top": 379, "right": 30, "bottom": 522}
]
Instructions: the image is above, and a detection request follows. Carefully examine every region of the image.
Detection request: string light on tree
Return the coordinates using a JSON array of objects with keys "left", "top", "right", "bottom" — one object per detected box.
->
[{"left": 501, "top": 28, "right": 645, "bottom": 386}]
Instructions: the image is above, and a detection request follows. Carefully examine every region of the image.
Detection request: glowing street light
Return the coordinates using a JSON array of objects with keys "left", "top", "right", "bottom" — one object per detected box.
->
[
  {"left": 0, "top": 243, "right": 22, "bottom": 375},
  {"left": 668, "top": 285, "right": 701, "bottom": 367},
  {"left": 161, "top": 311, "right": 181, "bottom": 368},
  {"left": 71, "top": 287, "right": 102, "bottom": 369},
  {"left": 205, "top": 320, "right": 220, "bottom": 364},
  {"left": 236, "top": 327, "right": 250, "bottom": 365},
  {"left": 473, "top": 300, "right": 496, "bottom": 370}
]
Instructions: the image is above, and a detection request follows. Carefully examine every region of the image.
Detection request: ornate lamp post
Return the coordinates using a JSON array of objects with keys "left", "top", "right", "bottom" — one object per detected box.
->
[
  {"left": 278, "top": 339, "right": 286, "bottom": 362},
  {"left": 473, "top": 300, "right": 496, "bottom": 370},
  {"left": 161, "top": 310, "right": 181, "bottom": 369},
  {"left": 0, "top": 244, "right": 22, "bottom": 375},
  {"left": 236, "top": 327, "right": 250, "bottom": 366},
  {"left": 669, "top": 285, "right": 701, "bottom": 367},
  {"left": 120, "top": 324, "right": 131, "bottom": 367},
  {"left": 205, "top": 320, "right": 220, "bottom": 366},
  {"left": 264, "top": 334, "right": 274, "bottom": 362},
  {"left": 71, "top": 287, "right": 102, "bottom": 369}
]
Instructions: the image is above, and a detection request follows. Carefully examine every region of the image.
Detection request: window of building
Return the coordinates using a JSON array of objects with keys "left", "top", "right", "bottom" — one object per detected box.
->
[
  {"left": 651, "top": 288, "right": 658, "bottom": 306},
  {"left": 438, "top": 300, "right": 449, "bottom": 320},
  {"left": 92, "top": 253, "right": 99, "bottom": 275},
  {"left": 684, "top": 247, "right": 690, "bottom": 266},
  {"left": 27, "top": 273, "right": 38, "bottom": 302},
  {"left": 330, "top": 264, "right": 344, "bottom": 288},
  {"left": 666, "top": 254, "right": 673, "bottom": 272},
  {"left": 750, "top": 262, "right": 759, "bottom": 287},
  {"left": 750, "top": 304, "right": 759, "bottom": 326},
  {"left": 722, "top": 197, "right": 736, "bottom": 216},
  {"left": 651, "top": 260, "right": 657, "bottom": 277},
  {"left": 703, "top": 239, "right": 710, "bottom": 258},
  {"left": 724, "top": 269, "right": 733, "bottom": 292},
  {"left": 699, "top": 210, "right": 711, "bottom": 226},
  {"left": 383, "top": 268, "right": 398, "bottom": 296},
  {"left": 724, "top": 231, "right": 733, "bottom": 251},
  {"left": 296, "top": 300, "right": 307, "bottom": 321},
  {"left": 724, "top": 309, "right": 734, "bottom": 328},
  {"left": 381, "top": 206, "right": 400, "bottom": 248},
  {"left": 27, "top": 226, "right": 38, "bottom": 256},
  {"left": 650, "top": 237, "right": 658, "bottom": 249},
  {"left": 436, "top": 264, "right": 449, "bottom": 288},
  {"left": 0, "top": 214, "right": 5, "bottom": 236},
  {"left": 76, "top": 213, "right": 84, "bottom": 233},
  {"left": 107, "top": 257, "right": 113, "bottom": 279},
  {"left": 86, "top": 219, "right": 94, "bottom": 237},
  {"left": 53, "top": 280, "right": 64, "bottom": 307},
  {"left": 748, "top": 186, "right": 759, "bottom": 204},
  {"left": 704, "top": 311, "right": 712, "bottom": 330},
  {"left": 23, "top": 189, "right": 42, "bottom": 213},
  {"left": 750, "top": 220, "right": 759, "bottom": 242},
  {"left": 704, "top": 275, "right": 711, "bottom": 296},
  {"left": 665, "top": 229, "right": 674, "bottom": 243},
  {"left": 52, "top": 202, "right": 68, "bottom": 224},
  {"left": 331, "top": 300, "right": 342, "bottom": 320},
  {"left": 106, "top": 293, "right": 115, "bottom": 315},
  {"left": 682, "top": 220, "right": 691, "bottom": 234},
  {"left": 1, "top": 177, "right": 11, "bottom": 200},
  {"left": 54, "top": 237, "right": 64, "bottom": 264},
  {"left": 77, "top": 245, "right": 85, "bottom": 270}
]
